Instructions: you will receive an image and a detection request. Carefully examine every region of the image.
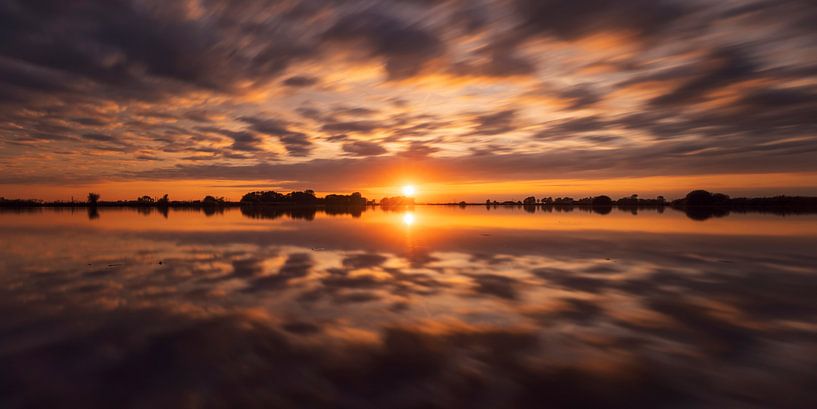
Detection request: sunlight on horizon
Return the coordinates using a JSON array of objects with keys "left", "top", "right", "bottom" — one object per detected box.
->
[{"left": 402, "top": 185, "right": 416, "bottom": 197}]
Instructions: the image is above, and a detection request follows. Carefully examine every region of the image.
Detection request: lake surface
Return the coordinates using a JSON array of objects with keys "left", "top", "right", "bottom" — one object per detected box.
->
[{"left": 1, "top": 206, "right": 816, "bottom": 408}]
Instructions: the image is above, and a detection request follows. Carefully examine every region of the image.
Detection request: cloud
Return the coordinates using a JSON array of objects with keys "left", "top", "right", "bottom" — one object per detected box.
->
[
  {"left": 81, "top": 133, "right": 118, "bottom": 143},
  {"left": 239, "top": 117, "right": 291, "bottom": 136},
  {"left": 557, "top": 85, "right": 603, "bottom": 110},
  {"left": 534, "top": 116, "right": 608, "bottom": 140},
  {"left": 510, "top": 0, "right": 688, "bottom": 41},
  {"left": 1, "top": 0, "right": 817, "bottom": 195},
  {"left": 282, "top": 75, "right": 319, "bottom": 87},
  {"left": 125, "top": 138, "right": 817, "bottom": 188},
  {"left": 321, "top": 121, "right": 385, "bottom": 134},
  {"left": 322, "top": 10, "right": 445, "bottom": 80},
  {"left": 225, "top": 130, "right": 266, "bottom": 152},
  {"left": 648, "top": 47, "right": 756, "bottom": 108},
  {"left": 342, "top": 141, "right": 388, "bottom": 157},
  {"left": 239, "top": 116, "right": 313, "bottom": 156},
  {"left": 472, "top": 109, "right": 518, "bottom": 135},
  {"left": 279, "top": 133, "right": 313, "bottom": 157},
  {"left": 470, "top": 273, "right": 521, "bottom": 300},
  {"left": 450, "top": 40, "right": 537, "bottom": 78}
]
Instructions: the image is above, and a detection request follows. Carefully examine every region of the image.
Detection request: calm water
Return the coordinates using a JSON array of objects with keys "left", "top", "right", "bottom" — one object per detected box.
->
[{"left": 1, "top": 206, "right": 816, "bottom": 408}]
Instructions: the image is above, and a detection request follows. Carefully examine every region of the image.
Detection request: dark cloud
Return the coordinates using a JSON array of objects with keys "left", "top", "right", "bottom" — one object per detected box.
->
[
  {"left": 282, "top": 75, "right": 319, "bottom": 87},
  {"left": 534, "top": 116, "right": 608, "bottom": 140},
  {"left": 472, "top": 109, "right": 517, "bottom": 135},
  {"left": 342, "top": 141, "right": 388, "bottom": 157},
  {"left": 279, "top": 133, "right": 313, "bottom": 157},
  {"left": 451, "top": 40, "right": 536, "bottom": 78},
  {"left": 225, "top": 130, "right": 266, "bottom": 152},
  {"left": 239, "top": 116, "right": 313, "bottom": 156},
  {"left": 0, "top": 58, "right": 75, "bottom": 104},
  {"left": 325, "top": 134, "right": 349, "bottom": 142},
  {"left": 511, "top": 0, "right": 688, "bottom": 41},
  {"left": 558, "top": 85, "right": 602, "bottom": 110},
  {"left": 649, "top": 47, "right": 757, "bottom": 108},
  {"left": 582, "top": 135, "right": 621, "bottom": 144},
  {"left": 295, "top": 106, "right": 323, "bottom": 121},
  {"left": 0, "top": 0, "right": 321, "bottom": 106},
  {"left": 322, "top": 11, "right": 445, "bottom": 80},
  {"left": 81, "top": 133, "right": 118, "bottom": 143},
  {"left": 70, "top": 117, "right": 108, "bottom": 127},
  {"left": 321, "top": 120, "right": 385, "bottom": 134},
  {"left": 470, "top": 273, "right": 521, "bottom": 300},
  {"left": 401, "top": 141, "right": 440, "bottom": 158},
  {"left": 332, "top": 106, "right": 380, "bottom": 117},
  {"left": 239, "top": 117, "right": 291, "bottom": 136}
]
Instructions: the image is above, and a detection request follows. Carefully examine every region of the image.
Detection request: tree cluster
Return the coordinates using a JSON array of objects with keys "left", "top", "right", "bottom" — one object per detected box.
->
[
  {"left": 379, "top": 196, "right": 415, "bottom": 208},
  {"left": 240, "top": 190, "right": 367, "bottom": 207}
]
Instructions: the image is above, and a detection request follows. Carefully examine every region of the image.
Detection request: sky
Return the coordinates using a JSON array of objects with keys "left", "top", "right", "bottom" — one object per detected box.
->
[{"left": 1, "top": 0, "right": 816, "bottom": 202}]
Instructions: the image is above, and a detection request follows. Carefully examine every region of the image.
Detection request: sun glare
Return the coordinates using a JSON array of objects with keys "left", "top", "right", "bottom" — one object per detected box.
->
[
  {"left": 402, "top": 185, "right": 416, "bottom": 196},
  {"left": 402, "top": 212, "right": 415, "bottom": 226}
]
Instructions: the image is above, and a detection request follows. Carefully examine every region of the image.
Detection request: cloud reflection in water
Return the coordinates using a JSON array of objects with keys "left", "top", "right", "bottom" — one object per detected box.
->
[{"left": 0, "top": 207, "right": 816, "bottom": 408}]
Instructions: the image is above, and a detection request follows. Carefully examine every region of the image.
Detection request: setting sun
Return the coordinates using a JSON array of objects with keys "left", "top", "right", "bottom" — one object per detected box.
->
[{"left": 402, "top": 185, "right": 416, "bottom": 197}]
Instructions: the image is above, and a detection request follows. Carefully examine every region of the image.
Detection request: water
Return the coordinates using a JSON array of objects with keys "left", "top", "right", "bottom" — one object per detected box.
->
[{"left": 1, "top": 206, "right": 816, "bottom": 408}]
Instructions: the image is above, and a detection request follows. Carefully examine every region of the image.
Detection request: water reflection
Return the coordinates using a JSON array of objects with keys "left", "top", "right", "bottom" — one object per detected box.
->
[{"left": 0, "top": 207, "right": 816, "bottom": 408}]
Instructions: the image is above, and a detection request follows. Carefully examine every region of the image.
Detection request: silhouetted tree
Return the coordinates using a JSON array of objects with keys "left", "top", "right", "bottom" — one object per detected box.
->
[
  {"left": 380, "top": 196, "right": 414, "bottom": 209},
  {"left": 554, "top": 197, "right": 574, "bottom": 205},
  {"left": 684, "top": 190, "right": 712, "bottom": 206},
  {"left": 684, "top": 190, "right": 730, "bottom": 207},
  {"left": 137, "top": 195, "right": 154, "bottom": 205},
  {"left": 156, "top": 194, "right": 169, "bottom": 207},
  {"left": 325, "top": 192, "right": 367, "bottom": 206},
  {"left": 591, "top": 195, "right": 613, "bottom": 206},
  {"left": 591, "top": 195, "right": 613, "bottom": 214},
  {"left": 87, "top": 192, "right": 100, "bottom": 206},
  {"left": 202, "top": 195, "right": 225, "bottom": 206},
  {"left": 523, "top": 196, "right": 537, "bottom": 205},
  {"left": 241, "top": 191, "right": 285, "bottom": 203}
]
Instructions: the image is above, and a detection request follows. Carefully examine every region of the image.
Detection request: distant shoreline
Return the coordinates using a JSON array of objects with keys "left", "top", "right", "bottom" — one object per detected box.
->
[{"left": 3, "top": 190, "right": 817, "bottom": 219}]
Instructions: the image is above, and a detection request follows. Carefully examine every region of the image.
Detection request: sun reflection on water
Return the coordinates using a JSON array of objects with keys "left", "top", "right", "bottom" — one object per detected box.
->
[{"left": 402, "top": 212, "right": 415, "bottom": 226}]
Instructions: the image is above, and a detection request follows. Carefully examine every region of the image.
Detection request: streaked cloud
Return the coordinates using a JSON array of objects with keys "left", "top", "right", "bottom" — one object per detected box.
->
[{"left": 1, "top": 0, "right": 816, "bottom": 199}]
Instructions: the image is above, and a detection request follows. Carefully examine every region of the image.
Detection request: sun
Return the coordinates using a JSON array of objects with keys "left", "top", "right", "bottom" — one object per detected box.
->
[{"left": 402, "top": 184, "right": 416, "bottom": 197}]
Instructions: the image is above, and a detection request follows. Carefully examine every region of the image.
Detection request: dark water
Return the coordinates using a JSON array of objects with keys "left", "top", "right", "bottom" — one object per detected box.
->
[{"left": 1, "top": 206, "right": 816, "bottom": 408}]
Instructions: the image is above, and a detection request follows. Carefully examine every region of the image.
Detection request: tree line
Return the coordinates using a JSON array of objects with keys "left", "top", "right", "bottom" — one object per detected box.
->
[{"left": 3, "top": 190, "right": 816, "bottom": 215}]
